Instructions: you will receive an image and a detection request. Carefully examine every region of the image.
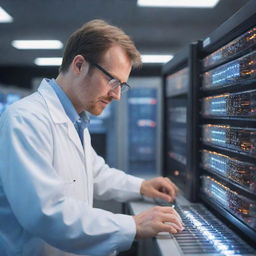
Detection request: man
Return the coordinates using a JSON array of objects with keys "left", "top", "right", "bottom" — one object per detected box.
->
[{"left": 0, "top": 20, "right": 183, "bottom": 256}]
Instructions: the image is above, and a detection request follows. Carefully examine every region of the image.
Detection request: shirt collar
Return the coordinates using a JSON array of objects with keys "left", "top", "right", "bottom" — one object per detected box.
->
[{"left": 47, "top": 78, "right": 90, "bottom": 125}]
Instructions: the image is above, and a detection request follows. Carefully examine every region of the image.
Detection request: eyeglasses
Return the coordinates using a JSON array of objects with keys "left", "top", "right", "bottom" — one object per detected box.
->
[{"left": 90, "top": 62, "right": 130, "bottom": 94}]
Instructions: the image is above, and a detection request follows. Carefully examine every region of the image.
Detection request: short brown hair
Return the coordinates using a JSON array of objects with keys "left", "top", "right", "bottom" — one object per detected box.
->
[{"left": 59, "top": 19, "right": 141, "bottom": 73}]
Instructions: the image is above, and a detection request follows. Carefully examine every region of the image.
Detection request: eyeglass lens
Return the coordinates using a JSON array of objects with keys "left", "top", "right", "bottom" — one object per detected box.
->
[{"left": 108, "top": 79, "right": 129, "bottom": 93}]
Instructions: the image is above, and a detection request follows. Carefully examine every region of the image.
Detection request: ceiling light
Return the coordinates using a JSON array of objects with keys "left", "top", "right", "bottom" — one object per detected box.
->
[
  {"left": 137, "top": 0, "right": 220, "bottom": 8},
  {"left": 0, "top": 6, "right": 13, "bottom": 22},
  {"left": 12, "top": 40, "right": 63, "bottom": 49},
  {"left": 34, "top": 57, "right": 62, "bottom": 66},
  {"left": 142, "top": 55, "right": 173, "bottom": 63}
]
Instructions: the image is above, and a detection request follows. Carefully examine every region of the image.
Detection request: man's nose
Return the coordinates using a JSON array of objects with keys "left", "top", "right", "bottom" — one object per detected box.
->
[{"left": 109, "top": 86, "right": 121, "bottom": 100}]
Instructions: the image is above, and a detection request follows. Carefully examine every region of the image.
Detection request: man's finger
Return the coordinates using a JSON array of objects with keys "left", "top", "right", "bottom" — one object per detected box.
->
[
  {"left": 155, "top": 190, "right": 173, "bottom": 202},
  {"left": 160, "top": 182, "right": 176, "bottom": 199},
  {"left": 165, "top": 177, "right": 179, "bottom": 192},
  {"left": 161, "top": 207, "right": 183, "bottom": 223}
]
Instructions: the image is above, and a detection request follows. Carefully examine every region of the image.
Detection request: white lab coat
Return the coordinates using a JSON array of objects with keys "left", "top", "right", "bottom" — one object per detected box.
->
[{"left": 0, "top": 79, "right": 144, "bottom": 256}]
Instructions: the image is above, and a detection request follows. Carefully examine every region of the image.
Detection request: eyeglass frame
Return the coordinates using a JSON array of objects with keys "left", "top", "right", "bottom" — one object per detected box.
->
[{"left": 89, "top": 61, "right": 131, "bottom": 94}]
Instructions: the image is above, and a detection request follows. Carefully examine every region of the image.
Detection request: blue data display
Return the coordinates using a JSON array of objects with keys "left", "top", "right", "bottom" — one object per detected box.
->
[
  {"left": 202, "top": 90, "right": 256, "bottom": 117},
  {"left": 202, "top": 124, "right": 256, "bottom": 156},
  {"left": 203, "top": 51, "right": 256, "bottom": 89},
  {"left": 202, "top": 176, "right": 256, "bottom": 230},
  {"left": 201, "top": 150, "right": 256, "bottom": 193}
]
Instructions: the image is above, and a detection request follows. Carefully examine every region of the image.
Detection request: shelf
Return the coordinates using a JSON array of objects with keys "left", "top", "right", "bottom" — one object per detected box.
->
[
  {"left": 201, "top": 142, "right": 256, "bottom": 160},
  {"left": 200, "top": 77, "right": 256, "bottom": 94},
  {"left": 200, "top": 167, "right": 256, "bottom": 197},
  {"left": 202, "top": 44, "right": 256, "bottom": 72},
  {"left": 201, "top": 116, "right": 256, "bottom": 127},
  {"left": 201, "top": 124, "right": 256, "bottom": 158}
]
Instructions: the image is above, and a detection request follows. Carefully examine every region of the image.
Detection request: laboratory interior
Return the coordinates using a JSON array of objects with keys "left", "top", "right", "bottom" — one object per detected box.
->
[{"left": 0, "top": 0, "right": 255, "bottom": 256}]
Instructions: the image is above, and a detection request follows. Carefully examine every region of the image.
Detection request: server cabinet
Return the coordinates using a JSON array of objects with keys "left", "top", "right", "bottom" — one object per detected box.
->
[
  {"left": 161, "top": 1, "right": 256, "bottom": 254},
  {"left": 127, "top": 87, "right": 158, "bottom": 174},
  {"left": 115, "top": 77, "right": 162, "bottom": 177},
  {"left": 197, "top": 0, "right": 256, "bottom": 245},
  {"left": 162, "top": 44, "right": 200, "bottom": 201}
]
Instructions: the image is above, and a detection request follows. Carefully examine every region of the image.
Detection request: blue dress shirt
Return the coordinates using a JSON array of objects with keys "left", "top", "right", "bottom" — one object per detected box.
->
[{"left": 47, "top": 78, "right": 89, "bottom": 145}]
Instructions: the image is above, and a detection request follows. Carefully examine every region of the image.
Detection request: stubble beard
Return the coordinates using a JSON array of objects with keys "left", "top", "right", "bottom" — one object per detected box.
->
[{"left": 87, "top": 102, "right": 104, "bottom": 116}]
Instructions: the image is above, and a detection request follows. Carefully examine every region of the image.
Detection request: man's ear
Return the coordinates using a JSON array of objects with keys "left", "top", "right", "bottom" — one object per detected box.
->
[{"left": 72, "top": 55, "right": 89, "bottom": 75}]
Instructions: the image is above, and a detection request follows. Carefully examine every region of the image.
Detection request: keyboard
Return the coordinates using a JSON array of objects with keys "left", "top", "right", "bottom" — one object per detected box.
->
[{"left": 155, "top": 199, "right": 255, "bottom": 255}]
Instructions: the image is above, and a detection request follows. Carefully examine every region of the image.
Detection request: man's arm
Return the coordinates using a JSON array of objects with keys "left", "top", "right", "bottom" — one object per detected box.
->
[
  {"left": 90, "top": 140, "right": 144, "bottom": 202},
  {"left": 88, "top": 131, "right": 183, "bottom": 238},
  {"left": 90, "top": 129, "right": 178, "bottom": 203}
]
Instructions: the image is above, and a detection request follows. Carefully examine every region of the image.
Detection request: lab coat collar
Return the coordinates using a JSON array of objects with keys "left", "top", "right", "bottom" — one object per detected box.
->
[
  {"left": 38, "top": 79, "right": 84, "bottom": 154},
  {"left": 38, "top": 79, "right": 69, "bottom": 124}
]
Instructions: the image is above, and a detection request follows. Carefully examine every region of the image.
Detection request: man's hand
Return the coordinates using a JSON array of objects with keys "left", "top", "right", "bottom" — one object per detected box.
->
[
  {"left": 140, "top": 177, "right": 178, "bottom": 202},
  {"left": 133, "top": 206, "right": 184, "bottom": 238}
]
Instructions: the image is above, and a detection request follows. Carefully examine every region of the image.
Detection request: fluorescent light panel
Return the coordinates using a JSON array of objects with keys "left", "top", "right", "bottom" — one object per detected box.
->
[
  {"left": 12, "top": 40, "right": 63, "bottom": 49},
  {"left": 142, "top": 55, "right": 173, "bottom": 63},
  {"left": 0, "top": 6, "right": 13, "bottom": 22},
  {"left": 35, "top": 55, "right": 172, "bottom": 66},
  {"left": 138, "top": 0, "right": 220, "bottom": 8},
  {"left": 34, "top": 57, "right": 62, "bottom": 66}
]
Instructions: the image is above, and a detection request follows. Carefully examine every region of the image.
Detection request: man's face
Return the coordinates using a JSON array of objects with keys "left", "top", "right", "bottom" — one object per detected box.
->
[{"left": 75, "top": 45, "right": 132, "bottom": 115}]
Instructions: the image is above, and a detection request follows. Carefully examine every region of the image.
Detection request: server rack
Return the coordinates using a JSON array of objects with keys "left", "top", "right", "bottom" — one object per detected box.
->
[
  {"left": 198, "top": 0, "right": 256, "bottom": 245},
  {"left": 127, "top": 87, "right": 158, "bottom": 174},
  {"left": 161, "top": 1, "right": 256, "bottom": 254},
  {"left": 162, "top": 43, "right": 200, "bottom": 201},
  {"left": 113, "top": 77, "right": 162, "bottom": 176}
]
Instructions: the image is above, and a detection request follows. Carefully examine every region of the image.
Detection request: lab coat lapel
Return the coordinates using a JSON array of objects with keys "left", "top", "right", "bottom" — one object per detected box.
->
[
  {"left": 67, "top": 121, "right": 84, "bottom": 155},
  {"left": 37, "top": 79, "right": 84, "bottom": 156},
  {"left": 82, "top": 129, "right": 93, "bottom": 205}
]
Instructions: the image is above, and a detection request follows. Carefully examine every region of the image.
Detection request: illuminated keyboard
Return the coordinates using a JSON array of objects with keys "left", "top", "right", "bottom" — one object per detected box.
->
[{"left": 173, "top": 204, "right": 256, "bottom": 255}]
